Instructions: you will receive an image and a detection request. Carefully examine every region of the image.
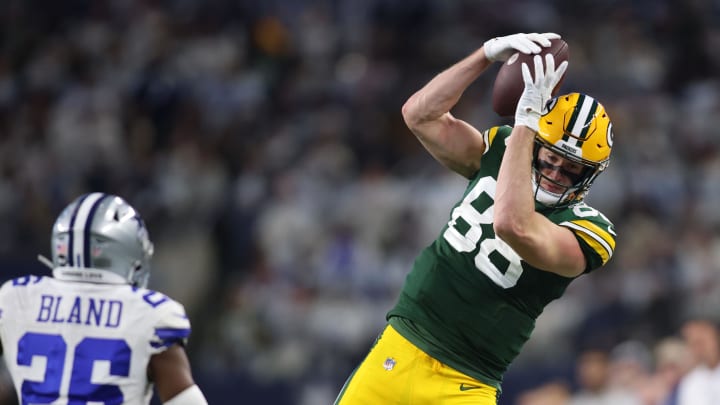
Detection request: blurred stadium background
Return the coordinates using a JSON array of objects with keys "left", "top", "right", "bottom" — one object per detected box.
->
[{"left": 1, "top": 0, "right": 719, "bottom": 404}]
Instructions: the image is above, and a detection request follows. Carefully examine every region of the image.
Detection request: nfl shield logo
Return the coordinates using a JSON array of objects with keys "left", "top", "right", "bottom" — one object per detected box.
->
[{"left": 383, "top": 357, "right": 396, "bottom": 371}]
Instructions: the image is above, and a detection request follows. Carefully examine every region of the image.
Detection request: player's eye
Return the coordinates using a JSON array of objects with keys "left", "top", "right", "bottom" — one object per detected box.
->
[
  {"left": 564, "top": 162, "right": 582, "bottom": 173},
  {"left": 537, "top": 160, "right": 583, "bottom": 184}
]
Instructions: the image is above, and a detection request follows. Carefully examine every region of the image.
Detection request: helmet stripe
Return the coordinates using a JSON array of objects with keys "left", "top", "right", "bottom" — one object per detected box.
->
[
  {"left": 83, "top": 194, "right": 111, "bottom": 267},
  {"left": 66, "top": 193, "right": 92, "bottom": 266},
  {"left": 577, "top": 99, "right": 598, "bottom": 142},
  {"left": 570, "top": 96, "right": 598, "bottom": 148},
  {"left": 564, "top": 94, "right": 584, "bottom": 141},
  {"left": 69, "top": 192, "right": 106, "bottom": 268}
]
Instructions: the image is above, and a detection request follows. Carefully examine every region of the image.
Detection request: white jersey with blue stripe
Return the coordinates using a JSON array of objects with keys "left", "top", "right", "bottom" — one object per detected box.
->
[{"left": 0, "top": 275, "right": 191, "bottom": 405}]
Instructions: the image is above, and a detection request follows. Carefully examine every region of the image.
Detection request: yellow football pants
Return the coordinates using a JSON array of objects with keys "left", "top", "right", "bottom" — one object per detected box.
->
[{"left": 335, "top": 324, "right": 498, "bottom": 404}]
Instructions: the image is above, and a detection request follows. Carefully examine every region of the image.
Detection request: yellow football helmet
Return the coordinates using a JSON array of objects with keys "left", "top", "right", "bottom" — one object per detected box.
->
[{"left": 532, "top": 92, "right": 614, "bottom": 207}]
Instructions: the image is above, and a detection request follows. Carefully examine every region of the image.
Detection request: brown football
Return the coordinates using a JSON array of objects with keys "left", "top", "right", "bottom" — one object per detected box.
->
[{"left": 491, "top": 38, "right": 569, "bottom": 117}]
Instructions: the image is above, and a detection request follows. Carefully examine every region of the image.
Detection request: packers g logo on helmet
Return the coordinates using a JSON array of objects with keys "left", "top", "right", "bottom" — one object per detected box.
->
[{"left": 532, "top": 92, "right": 614, "bottom": 207}]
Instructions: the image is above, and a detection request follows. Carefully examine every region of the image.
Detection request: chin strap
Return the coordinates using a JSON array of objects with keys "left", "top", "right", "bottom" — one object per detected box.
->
[
  {"left": 164, "top": 385, "right": 208, "bottom": 405},
  {"left": 38, "top": 255, "right": 54, "bottom": 270}
]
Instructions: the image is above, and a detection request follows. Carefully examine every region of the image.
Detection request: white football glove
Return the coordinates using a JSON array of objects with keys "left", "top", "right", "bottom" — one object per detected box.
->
[
  {"left": 483, "top": 32, "right": 561, "bottom": 63},
  {"left": 514, "top": 53, "right": 568, "bottom": 132}
]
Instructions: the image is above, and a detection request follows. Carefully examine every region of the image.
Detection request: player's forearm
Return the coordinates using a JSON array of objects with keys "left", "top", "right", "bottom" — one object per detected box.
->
[
  {"left": 494, "top": 126, "right": 536, "bottom": 238},
  {"left": 402, "top": 48, "right": 492, "bottom": 126},
  {"left": 163, "top": 385, "right": 208, "bottom": 405}
]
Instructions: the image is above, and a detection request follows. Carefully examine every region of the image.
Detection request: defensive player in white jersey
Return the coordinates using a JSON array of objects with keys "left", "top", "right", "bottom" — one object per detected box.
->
[{"left": 0, "top": 193, "right": 208, "bottom": 405}]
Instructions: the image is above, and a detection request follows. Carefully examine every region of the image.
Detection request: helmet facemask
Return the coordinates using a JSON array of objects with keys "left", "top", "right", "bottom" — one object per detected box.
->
[{"left": 531, "top": 142, "right": 601, "bottom": 207}]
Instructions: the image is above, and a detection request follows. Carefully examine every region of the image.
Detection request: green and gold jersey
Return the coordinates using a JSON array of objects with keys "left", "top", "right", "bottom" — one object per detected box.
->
[{"left": 387, "top": 125, "right": 616, "bottom": 389}]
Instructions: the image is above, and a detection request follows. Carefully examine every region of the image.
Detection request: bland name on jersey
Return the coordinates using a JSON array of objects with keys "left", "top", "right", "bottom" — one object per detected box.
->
[{"left": 36, "top": 294, "right": 123, "bottom": 327}]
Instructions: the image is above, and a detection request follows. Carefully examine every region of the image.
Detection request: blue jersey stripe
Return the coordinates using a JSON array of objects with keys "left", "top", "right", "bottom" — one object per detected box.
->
[
  {"left": 152, "top": 327, "right": 191, "bottom": 348},
  {"left": 155, "top": 327, "right": 191, "bottom": 339}
]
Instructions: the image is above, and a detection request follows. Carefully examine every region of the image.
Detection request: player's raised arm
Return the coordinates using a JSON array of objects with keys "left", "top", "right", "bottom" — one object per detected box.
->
[
  {"left": 494, "top": 54, "right": 584, "bottom": 277},
  {"left": 401, "top": 33, "right": 560, "bottom": 178},
  {"left": 400, "top": 46, "right": 489, "bottom": 178}
]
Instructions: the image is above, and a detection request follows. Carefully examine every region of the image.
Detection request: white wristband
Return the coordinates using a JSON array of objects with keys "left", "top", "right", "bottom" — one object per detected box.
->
[{"left": 164, "top": 384, "right": 208, "bottom": 405}]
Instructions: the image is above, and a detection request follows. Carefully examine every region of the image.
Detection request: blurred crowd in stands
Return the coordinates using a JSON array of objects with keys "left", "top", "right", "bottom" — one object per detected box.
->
[{"left": 1, "top": 0, "right": 720, "bottom": 403}]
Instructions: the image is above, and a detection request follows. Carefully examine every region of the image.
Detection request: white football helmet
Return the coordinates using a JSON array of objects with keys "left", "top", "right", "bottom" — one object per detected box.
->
[{"left": 50, "top": 193, "right": 154, "bottom": 287}]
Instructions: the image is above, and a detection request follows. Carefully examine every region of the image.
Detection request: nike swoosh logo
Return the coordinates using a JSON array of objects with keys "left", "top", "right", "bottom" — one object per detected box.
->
[{"left": 459, "top": 383, "right": 483, "bottom": 391}]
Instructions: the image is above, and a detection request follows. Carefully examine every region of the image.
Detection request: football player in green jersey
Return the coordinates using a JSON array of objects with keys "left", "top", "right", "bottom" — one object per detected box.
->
[{"left": 335, "top": 32, "right": 616, "bottom": 405}]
